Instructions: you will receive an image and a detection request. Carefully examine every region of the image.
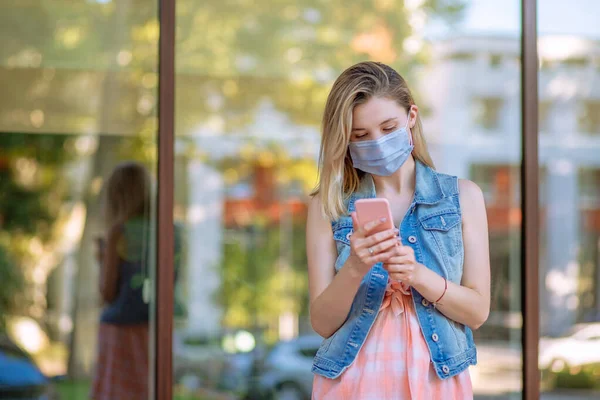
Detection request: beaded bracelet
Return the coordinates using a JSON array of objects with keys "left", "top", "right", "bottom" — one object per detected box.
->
[{"left": 433, "top": 277, "right": 448, "bottom": 307}]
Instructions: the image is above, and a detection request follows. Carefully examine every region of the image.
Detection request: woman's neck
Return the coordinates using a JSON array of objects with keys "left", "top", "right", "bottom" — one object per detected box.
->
[{"left": 372, "top": 155, "right": 416, "bottom": 196}]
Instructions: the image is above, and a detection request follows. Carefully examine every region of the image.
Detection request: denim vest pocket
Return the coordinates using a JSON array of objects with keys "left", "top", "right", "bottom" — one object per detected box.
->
[
  {"left": 332, "top": 218, "right": 353, "bottom": 245},
  {"left": 332, "top": 217, "right": 353, "bottom": 272},
  {"left": 420, "top": 209, "right": 462, "bottom": 258}
]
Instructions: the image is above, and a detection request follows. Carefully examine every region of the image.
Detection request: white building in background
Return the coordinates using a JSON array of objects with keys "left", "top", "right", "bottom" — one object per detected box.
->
[
  {"left": 420, "top": 34, "right": 600, "bottom": 336},
  {"left": 183, "top": 162, "right": 224, "bottom": 335}
]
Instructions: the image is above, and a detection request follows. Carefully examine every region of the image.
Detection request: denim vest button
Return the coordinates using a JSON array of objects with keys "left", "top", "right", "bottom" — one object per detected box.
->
[
  {"left": 442, "top": 365, "right": 450, "bottom": 374},
  {"left": 346, "top": 231, "right": 352, "bottom": 241},
  {"left": 432, "top": 333, "right": 439, "bottom": 342},
  {"left": 408, "top": 235, "right": 417, "bottom": 243},
  {"left": 422, "top": 299, "right": 430, "bottom": 307}
]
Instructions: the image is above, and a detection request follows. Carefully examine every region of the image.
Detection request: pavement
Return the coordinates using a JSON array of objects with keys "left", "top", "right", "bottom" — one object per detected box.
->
[
  {"left": 472, "top": 342, "right": 599, "bottom": 399},
  {"left": 475, "top": 392, "right": 600, "bottom": 400}
]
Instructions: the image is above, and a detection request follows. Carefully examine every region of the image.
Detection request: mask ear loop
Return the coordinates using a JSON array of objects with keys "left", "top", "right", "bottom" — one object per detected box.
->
[{"left": 406, "top": 106, "right": 414, "bottom": 146}]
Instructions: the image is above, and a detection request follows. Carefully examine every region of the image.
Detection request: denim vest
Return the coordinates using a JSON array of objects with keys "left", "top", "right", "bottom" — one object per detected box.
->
[{"left": 311, "top": 161, "right": 477, "bottom": 380}]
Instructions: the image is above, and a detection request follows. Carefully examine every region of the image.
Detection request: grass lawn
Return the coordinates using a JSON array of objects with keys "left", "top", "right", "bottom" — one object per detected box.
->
[
  {"left": 55, "top": 380, "right": 233, "bottom": 400},
  {"left": 55, "top": 380, "right": 91, "bottom": 399}
]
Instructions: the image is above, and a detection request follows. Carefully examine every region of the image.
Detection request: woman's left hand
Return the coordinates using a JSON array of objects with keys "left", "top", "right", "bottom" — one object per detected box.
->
[{"left": 383, "top": 244, "right": 424, "bottom": 286}]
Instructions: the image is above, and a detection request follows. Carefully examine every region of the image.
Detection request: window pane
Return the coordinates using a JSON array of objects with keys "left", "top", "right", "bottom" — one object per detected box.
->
[
  {"left": 0, "top": 1, "right": 159, "bottom": 399},
  {"left": 173, "top": 1, "right": 522, "bottom": 399},
  {"left": 473, "top": 97, "right": 505, "bottom": 131},
  {"left": 538, "top": 0, "right": 600, "bottom": 396}
]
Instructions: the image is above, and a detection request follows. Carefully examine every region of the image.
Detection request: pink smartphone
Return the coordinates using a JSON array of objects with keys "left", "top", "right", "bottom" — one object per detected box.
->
[{"left": 354, "top": 198, "right": 395, "bottom": 234}]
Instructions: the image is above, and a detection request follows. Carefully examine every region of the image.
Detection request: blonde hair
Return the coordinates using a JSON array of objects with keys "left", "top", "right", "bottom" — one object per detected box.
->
[
  {"left": 312, "top": 61, "right": 435, "bottom": 221},
  {"left": 103, "top": 161, "right": 151, "bottom": 228}
]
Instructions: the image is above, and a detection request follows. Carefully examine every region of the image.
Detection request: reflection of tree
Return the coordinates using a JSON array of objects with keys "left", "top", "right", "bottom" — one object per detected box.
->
[
  {"left": 578, "top": 233, "right": 600, "bottom": 321},
  {"left": 219, "top": 218, "right": 308, "bottom": 343},
  {"left": 1, "top": 0, "right": 465, "bottom": 135},
  {"left": 0, "top": 246, "right": 23, "bottom": 332},
  {"left": 0, "top": 133, "right": 74, "bottom": 330},
  {"left": 0, "top": 0, "right": 465, "bottom": 375},
  {"left": 1, "top": 0, "right": 157, "bottom": 376},
  {"left": 175, "top": 0, "right": 465, "bottom": 132}
]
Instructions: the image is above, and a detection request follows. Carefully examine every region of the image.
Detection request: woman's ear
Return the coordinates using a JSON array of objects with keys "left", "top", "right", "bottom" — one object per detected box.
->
[{"left": 408, "top": 105, "right": 419, "bottom": 129}]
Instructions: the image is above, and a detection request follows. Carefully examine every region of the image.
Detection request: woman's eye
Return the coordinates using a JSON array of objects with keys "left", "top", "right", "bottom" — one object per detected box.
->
[
  {"left": 355, "top": 133, "right": 367, "bottom": 139},
  {"left": 383, "top": 126, "right": 397, "bottom": 132}
]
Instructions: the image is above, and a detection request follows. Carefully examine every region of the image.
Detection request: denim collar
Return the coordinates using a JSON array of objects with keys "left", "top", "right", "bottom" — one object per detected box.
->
[
  {"left": 348, "top": 160, "right": 445, "bottom": 212},
  {"left": 413, "top": 160, "right": 446, "bottom": 205}
]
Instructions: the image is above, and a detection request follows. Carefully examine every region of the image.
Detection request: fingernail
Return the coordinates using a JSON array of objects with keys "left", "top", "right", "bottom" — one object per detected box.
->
[{"left": 380, "top": 217, "right": 387, "bottom": 222}]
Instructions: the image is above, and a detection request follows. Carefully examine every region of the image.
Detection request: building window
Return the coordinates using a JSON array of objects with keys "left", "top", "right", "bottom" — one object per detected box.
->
[
  {"left": 469, "top": 164, "right": 518, "bottom": 206},
  {"left": 562, "top": 57, "right": 588, "bottom": 67},
  {"left": 579, "top": 168, "right": 600, "bottom": 208},
  {"left": 540, "top": 58, "right": 557, "bottom": 70},
  {"left": 539, "top": 101, "right": 552, "bottom": 134},
  {"left": 447, "top": 52, "right": 475, "bottom": 62},
  {"left": 578, "top": 100, "right": 600, "bottom": 135},
  {"left": 473, "top": 97, "right": 504, "bottom": 131},
  {"left": 490, "top": 54, "right": 503, "bottom": 68}
]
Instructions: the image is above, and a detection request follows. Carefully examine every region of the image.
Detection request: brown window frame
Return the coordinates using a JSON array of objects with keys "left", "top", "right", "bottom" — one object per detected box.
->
[
  {"left": 156, "top": 0, "right": 175, "bottom": 399},
  {"left": 521, "top": 0, "right": 540, "bottom": 399}
]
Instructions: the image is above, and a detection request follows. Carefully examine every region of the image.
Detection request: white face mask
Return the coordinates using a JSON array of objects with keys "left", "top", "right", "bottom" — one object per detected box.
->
[{"left": 348, "top": 111, "right": 414, "bottom": 176}]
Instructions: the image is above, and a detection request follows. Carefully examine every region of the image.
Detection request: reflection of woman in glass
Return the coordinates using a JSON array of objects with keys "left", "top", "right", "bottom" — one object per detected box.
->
[
  {"left": 91, "top": 162, "right": 152, "bottom": 400},
  {"left": 307, "top": 62, "right": 490, "bottom": 399}
]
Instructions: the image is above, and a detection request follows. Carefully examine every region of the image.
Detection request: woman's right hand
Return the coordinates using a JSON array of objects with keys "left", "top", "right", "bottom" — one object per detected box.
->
[{"left": 348, "top": 212, "right": 400, "bottom": 277}]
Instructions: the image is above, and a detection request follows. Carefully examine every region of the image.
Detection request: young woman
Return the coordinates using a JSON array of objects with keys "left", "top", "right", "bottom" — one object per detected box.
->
[
  {"left": 91, "top": 162, "right": 152, "bottom": 400},
  {"left": 307, "top": 62, "right": 490, "bottom": 399}
]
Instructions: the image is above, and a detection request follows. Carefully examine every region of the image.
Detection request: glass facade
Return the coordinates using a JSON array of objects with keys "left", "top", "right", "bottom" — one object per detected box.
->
[
  {"left": 1, "top": 1, "right": 599, "bottom": 399},
  {"left": 171, "top": 1, "right": 524, "bottom": 398},
  {"left": 0, "top": 0, "right": 159, "bottom": 398},
  {"left": 538, "top": 1, "right": 600, "bottom": 395}
]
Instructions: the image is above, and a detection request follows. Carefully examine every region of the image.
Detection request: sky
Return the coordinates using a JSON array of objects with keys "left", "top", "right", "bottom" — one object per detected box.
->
[{"left": 429, "top": 0, "right": 600, "bottom": 39}]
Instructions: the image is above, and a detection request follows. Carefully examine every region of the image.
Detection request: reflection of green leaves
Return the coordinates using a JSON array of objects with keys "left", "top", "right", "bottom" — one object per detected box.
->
[
  {"left": 0, "top": 0, "right": 465, "bottom": 339},
  {"left": 173, "top": 0, "right": 465, "bottom": 134},
  {"left": 218, "top": 219, "right": 309, "bottom": 342},
  {"left": 0, "top": 243, "right": 25, "bottom": 332},
  {"left": 423, "top": 0, "right": 467, "bottom": 25},
  {"left": 0, "top": 133, "right": 74, "bottom": 328},
  {"left": 1, "top": 0, "right": 464, "bottom": 137},
  {"left": 0, "top": 133, "right": 73, "bottom": 165},
  {"left": 0, "top": 172, "right": 51, "bottom": 235},
  {"left": 0, "top": 133, "right": 74, "bottom": 237}
]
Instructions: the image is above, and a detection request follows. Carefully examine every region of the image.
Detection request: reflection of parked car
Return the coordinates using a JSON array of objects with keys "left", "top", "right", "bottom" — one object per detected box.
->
[
  {"left": 173, "top": 330, "right": 232, "bottom": 392},
  {"left": 0, "top": 335, "right": 50, "bottom": 399},
  {"left": 247, "top": 335, "right": 321, "bottom": 400},
  {"left": 173, "top": 330, "right": 260, "bottom": 396},
  {"left": 539, "top": 322, "right": 600, "bottom": 371}
]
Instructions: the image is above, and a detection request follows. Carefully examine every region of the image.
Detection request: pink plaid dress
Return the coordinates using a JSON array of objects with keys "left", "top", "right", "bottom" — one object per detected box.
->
[
  {"left": 312, "top": 281, "right": 473, "bottom": 399},
  {"left": 91, "top": 323, "right": 149, "bottom": 400}
]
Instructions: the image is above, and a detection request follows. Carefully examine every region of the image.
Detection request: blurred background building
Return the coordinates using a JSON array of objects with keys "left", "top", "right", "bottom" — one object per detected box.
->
[{"left": 0, "top": 0, "right": 599, "bottom": 399}]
